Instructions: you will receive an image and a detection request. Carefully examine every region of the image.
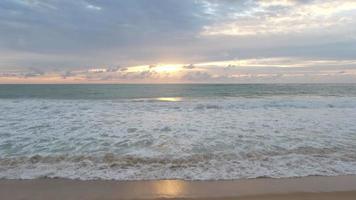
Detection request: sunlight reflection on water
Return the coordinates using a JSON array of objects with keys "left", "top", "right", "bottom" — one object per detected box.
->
[{"left": 156, "top": 97, "right": 183, "bottom": 102}]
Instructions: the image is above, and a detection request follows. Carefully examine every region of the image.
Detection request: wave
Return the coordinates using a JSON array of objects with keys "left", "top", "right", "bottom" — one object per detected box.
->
[
  {"left": 1, "top": 95, "right": 356, "bottom": 180},
  {"left": 1, "top": 149, "right": 356, "bottom": 180}
]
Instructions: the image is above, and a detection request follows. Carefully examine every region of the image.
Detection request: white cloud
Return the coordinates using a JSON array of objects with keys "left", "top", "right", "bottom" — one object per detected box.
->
[
  {"left": 202, "top": 0, "right": 356, "bottom": 36},
  {"left": 86, "top": 4, "right": 102, "bottom": 11},
  {"left": 17, "top": 0, "right": 57, "bottom": 10},
  {"left": 258, "top": 0, "right": 298, "bottom": 7}
]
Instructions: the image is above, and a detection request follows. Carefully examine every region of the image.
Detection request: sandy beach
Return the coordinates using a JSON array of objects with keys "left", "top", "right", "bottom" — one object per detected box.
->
[{"left": 0, "top": 175, "right": 355, "bottom": 200}]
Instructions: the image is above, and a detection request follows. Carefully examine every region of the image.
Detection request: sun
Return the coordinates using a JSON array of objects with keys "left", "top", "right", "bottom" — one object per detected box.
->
[
  {"left": 153, "top": 64, "right": 182, "bottom": 73},
  {"left": 125, "top": 64, "right": 183, "bottom": 74}
]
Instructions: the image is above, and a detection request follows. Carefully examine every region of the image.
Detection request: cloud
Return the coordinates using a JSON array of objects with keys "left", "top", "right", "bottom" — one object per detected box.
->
[
  {"left": 86, "top": 4, "right": 102, "bottom": 11},
  {"left": 202, "top": 0, "right": 356, "bottom": 36},
  {"left": 183, "top": 64, "right": 195, "bottom": 69},
  {"left": 258, "top": 0, "right": 299, "bottom": 7},
  {"left": 182, "top": 71, "right": 212, "bottom": 81},
  {"left": 2, "top": 57, "right": 356, "bottom": 83},
  {"left": 0, "top": 0, "right": 356, "bottom": 83}
]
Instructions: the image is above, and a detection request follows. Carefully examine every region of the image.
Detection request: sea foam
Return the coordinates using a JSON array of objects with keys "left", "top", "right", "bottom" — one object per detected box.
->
[{"left": 1, "top": 96, "right": 356, "bottom": 180}]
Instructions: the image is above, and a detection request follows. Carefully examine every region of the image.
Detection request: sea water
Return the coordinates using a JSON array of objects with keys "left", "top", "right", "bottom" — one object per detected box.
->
[{"left": 0, "top": 84, "right": 356, "bottom": 180}]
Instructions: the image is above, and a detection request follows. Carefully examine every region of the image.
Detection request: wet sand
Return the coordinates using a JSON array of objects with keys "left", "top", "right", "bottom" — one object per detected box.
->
[{"left": 0, "top": 175, "right": 356, "bottom": 200}]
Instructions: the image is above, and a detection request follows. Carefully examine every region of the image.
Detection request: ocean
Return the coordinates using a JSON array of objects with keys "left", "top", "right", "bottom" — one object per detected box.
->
[{"left": 0, "top": 84, "right": 356, "bottom": 180}]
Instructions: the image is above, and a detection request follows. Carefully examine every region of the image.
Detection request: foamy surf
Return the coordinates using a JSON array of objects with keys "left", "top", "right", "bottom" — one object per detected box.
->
[
  {"left": 1, "top": 84, "right": 356, "bottom": 180},
  {"left": 1, "top": 151, "right": 356, "bottom": 180}
]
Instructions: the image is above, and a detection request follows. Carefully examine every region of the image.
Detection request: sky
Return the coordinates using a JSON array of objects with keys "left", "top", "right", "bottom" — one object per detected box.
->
[{"left": 1, "top": 0, "right": 356, "bottom": 83}]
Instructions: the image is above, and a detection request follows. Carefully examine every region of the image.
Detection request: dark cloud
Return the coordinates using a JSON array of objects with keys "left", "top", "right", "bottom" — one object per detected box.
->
[
  {"left": 183, "top": 64, "right": 195, "bottom": 69},
  {"left": 0, "top": 0, "right": 206, "bottom": 52},
  {"left": 182, "top": 71, "right": 212, "bottom": 81}
]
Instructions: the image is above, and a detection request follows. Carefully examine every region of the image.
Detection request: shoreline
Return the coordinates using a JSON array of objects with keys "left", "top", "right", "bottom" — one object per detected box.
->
[{"left": 1, "top": 175, "right": 356, "bottom": 200}]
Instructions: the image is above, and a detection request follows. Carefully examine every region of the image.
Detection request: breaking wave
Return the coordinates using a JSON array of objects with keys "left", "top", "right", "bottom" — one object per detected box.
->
[{"left": 1, "top": 95, "right": 356, "bottom": 180}]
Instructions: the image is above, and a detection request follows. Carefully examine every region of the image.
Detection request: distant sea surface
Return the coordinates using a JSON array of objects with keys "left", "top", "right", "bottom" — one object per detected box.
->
[{"left": 1, "top": 84, "right": 356, "bottom": 180}]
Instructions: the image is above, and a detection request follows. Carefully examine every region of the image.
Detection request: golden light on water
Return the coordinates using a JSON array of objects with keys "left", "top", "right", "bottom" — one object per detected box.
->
[{"left": 156, "top": 97, "right": 182, "bottom": 102}]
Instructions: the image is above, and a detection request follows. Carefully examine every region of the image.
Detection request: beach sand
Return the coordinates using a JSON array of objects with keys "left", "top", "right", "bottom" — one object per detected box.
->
[{"left": 0, "top": 175, "right": 356, "bottom": 200}]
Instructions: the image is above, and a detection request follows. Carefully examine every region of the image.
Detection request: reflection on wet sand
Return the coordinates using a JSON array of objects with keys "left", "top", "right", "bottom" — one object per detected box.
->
[{"left": 152, "top": 180, "right": 187, "bottom": 198}]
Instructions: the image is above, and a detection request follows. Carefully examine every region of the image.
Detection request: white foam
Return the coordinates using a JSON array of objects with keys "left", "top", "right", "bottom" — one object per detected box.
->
[{"left": 1, "top": 96, "right": 356, "bottom": 180}]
